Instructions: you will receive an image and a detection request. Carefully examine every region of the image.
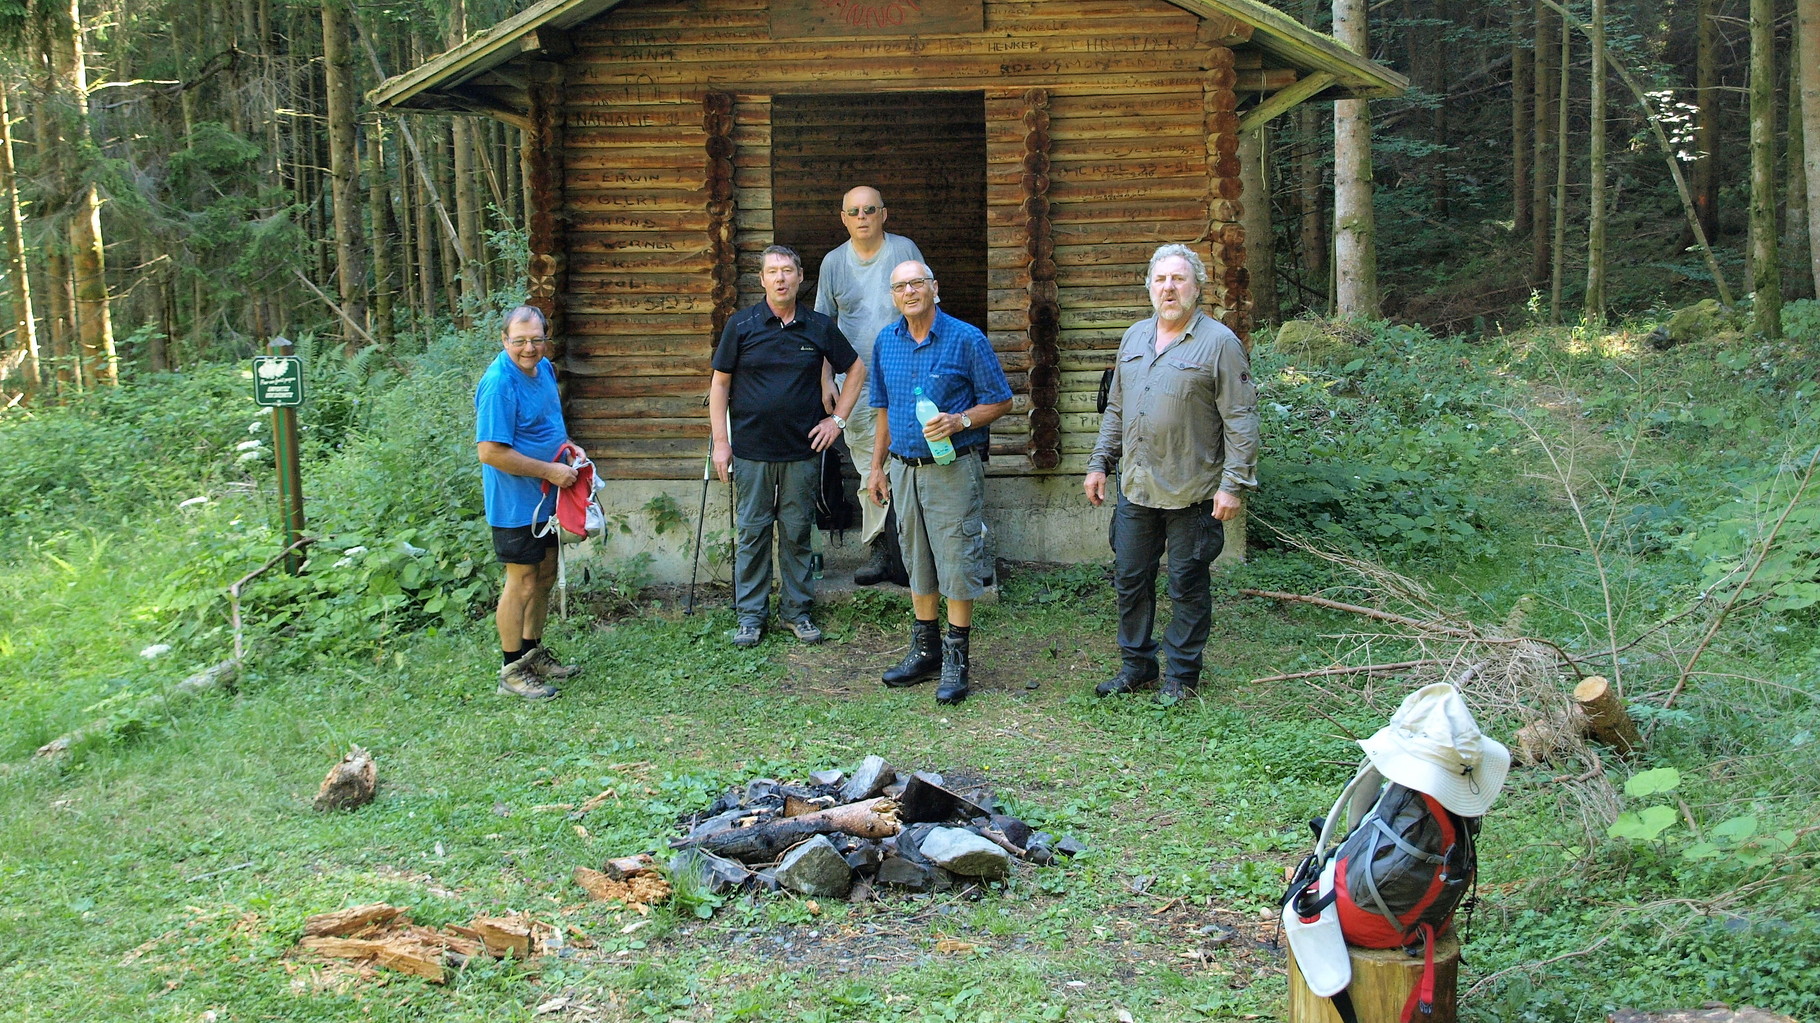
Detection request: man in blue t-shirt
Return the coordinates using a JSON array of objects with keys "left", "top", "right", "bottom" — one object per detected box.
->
[
  {"left": 866, "top": 260, "right": 1013, "bottom": 705},
  {"left": 710, "top": 245, "right": 867, "bottom": 647},
  {"left": 475, "top": 305, "right": 585, "bottom": 699}
]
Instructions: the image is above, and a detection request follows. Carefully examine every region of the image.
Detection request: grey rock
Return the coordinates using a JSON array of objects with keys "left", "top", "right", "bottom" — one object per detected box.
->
[
  {"left": 809, "top": 768, "right": 845, "bottom": 787},
  {"left": 669, "top": 848, "right": 752, "bottom": 894},
  {"left": 843, "top": 840, "right": 884, "bottom": 872},
  {"left": 1055, "top": 835, "right": 1087, "bottom": 857},
  {"left": 1024, "top": 843, "right": 1054, "bottom": 866},
  {"left": 773, "top": 835, "right": 853, "bottom": 898},
  {"left": 875, "top": 853, "right": 940, "bottom": 890},
  {"left": 839, "top": 755, "right": 893, "bottom": 803},
  {"left": 988, "top": 814, "right": 1032, "bottom": 848},
  {"left": 918, "top": 827, "right": 1013, "bottom": 880}
]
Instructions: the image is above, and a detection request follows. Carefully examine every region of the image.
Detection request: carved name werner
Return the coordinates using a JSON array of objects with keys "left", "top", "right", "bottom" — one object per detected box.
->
[{"left": 770, "top": 0, "right": 982, "bottom": 39}]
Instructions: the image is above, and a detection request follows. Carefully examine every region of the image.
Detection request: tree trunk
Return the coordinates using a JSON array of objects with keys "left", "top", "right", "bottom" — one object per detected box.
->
[
  {"left": 1297, "top": 103, "right": 1327, "bottom": 311},
  {"left": 414, "top": 127, "right": 439, "bottom": 323},
  {"left": 1532, "top": 1, "right": 1556, "bottom": 285},
  {"left": 48, "top": 0, "right": 115, "bottom": 387},
  {"left": 323, "top": 0, "right": 368, "bottom": 348},
  {"left": 0, "top": 79, "right": 38, "bottom": 400},
  {"left": 368, "top": 127, "right": 395, "bottom": 346},
  {"left": 1786, "top": 24, "right": 1813, "bottom": 300},
  {"left": 31, "top": 85, "right": 74, "bottom": 394},
  {"left": 1695, "top": 0, "right": 1721, "bottom": 246},
  {"left": 1332, "top": 0, "right": 1381, "bottom": 319},
  {"left": 1802, "top": 0, "right": 1820, "bottom": 298},
  {"left": 1583, "top": 0, "right": 1607, "bottom": 325},
  {"left": 435, "top": 124, "right": 462, "bottom": 320},
  {"left": 1512, "top": 3, "right": 1533, "bottom": 237},
  {"left": 1750, "top": 0, "right": 1783, "bottom": 337},
  {"left": 1549, "top": 21, "right": 1570, "bottom": 323},
  {"left": 1240, "top": 124, "right": 1279, "bottom": 325}
]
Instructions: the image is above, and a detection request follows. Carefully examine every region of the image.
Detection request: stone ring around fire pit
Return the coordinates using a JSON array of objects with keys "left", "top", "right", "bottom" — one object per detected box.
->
[{"left": 665, "top": 755, "right": 1085, "bottom": 900}]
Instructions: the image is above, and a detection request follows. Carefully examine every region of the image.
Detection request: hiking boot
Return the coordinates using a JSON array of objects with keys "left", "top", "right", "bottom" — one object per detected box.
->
[
  {"left": 497, "top": 659, "right": 558, "bottom": 700},
  {"left": 731, "top": 620, "right": 763, "bottom": 648},
  {"left": 882, "top": 619, "right": 942, "bottom": 687},
  {"left": 786, "top": 615, "right": 823, "bottom": 644},
  {"left": 1095, "top": 662, "right": 1159, "bottom": 697},
  {"left": 935, "top": 630, "right": 970, "bottom": 705},
  {"left": 525, "top": 646, "right": 581, "bottom": 679},
  {"left": 1157, "top": 677, "right": 1197, "bottom": 704},
  {"left": 854, "top": 517, "right": 909, "bottom": 587}
]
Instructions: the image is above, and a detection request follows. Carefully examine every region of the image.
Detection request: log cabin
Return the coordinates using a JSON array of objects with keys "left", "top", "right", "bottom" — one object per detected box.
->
[{"left": 371, "top": 0, "right": 1405, "bottom": 579}]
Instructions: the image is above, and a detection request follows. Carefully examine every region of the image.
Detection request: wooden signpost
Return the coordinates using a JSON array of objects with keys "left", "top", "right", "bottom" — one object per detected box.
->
[{"left": 254, "top": 337, "right": 306, "bottom": 575}]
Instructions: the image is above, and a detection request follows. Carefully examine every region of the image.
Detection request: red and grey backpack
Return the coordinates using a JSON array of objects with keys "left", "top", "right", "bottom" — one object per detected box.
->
[{"left": 1282, "top": 763, "right": 1480, "bottom": 1023}]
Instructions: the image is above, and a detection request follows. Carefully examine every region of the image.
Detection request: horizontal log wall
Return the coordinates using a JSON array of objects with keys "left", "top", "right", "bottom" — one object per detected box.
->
[{"left": 557, "top": 0, "right": 1259, "bottom": 479}]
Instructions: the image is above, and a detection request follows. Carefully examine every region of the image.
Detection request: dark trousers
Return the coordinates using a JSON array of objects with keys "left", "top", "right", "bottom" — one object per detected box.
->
[{"left": 1111, "top": 495, "right": 1225, "bottom": 684}]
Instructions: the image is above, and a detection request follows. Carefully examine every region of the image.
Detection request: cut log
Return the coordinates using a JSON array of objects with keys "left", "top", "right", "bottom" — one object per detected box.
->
[
  {"left": 1288, "top": 935, "right": 1459, "bottom": 1023},
  {"left": 1573, "top": 675, "right": 1643, "bottom": 758},
  {"left": 34, "top": 659, "right": 238, "bottom": 760},
  {"left": 302, "top": 902, "right": 407, "bottom": 938},
  {"left": 605, "top": 852, "right": 658, "bottom": 878},
  {"left": 673, "top": 797, "right": 899, "bottom": 862},
  {"left": 313, "top": 746, "right": 377, "bottom": 811}
]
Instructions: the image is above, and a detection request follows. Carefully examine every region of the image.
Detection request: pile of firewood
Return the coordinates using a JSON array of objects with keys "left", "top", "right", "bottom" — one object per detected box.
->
[
  {"left": 292, "top": 903, "right": 559, "bottom": 983},
  {"left": 665, "top": 756, "right": 1082, "bottom": 900}
]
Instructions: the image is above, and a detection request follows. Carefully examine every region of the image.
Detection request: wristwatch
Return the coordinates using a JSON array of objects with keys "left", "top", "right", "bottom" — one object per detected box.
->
[
  {"left": 831, "top": 413, "right": 847, "bottom": 429},
  {"left": 959, "top": 412, "right": 973, "bottom": 429}
]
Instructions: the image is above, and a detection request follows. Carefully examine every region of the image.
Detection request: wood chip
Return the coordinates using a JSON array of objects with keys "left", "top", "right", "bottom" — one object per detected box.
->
[
  {"left": 572, "top": 866, "right": 672, "bottom": 906},
  {"left": 302, "top": 903, "right": 407, "bottom": 938}
]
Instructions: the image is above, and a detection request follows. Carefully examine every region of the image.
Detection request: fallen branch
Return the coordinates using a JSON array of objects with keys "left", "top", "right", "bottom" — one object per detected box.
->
[
  {"left": 292, "top": 270, "right": 378, "bottom": 348},
  {"left": 1251, "top": 658, "right": 1444, "bottom": 684},
  {"left": 1461, "top": 933, "right": 1613, "bottom": 999},
  {"left": 1243, "top": 588, "right": 1589, "bottom": 674},
  {"left": 228, "top": 537, "right": 315, "bottom": 661},
  {"left": 1241, "top": 589, "right": 1476, "bottom": 638},
  {"left": 34, "top": 658, "right": 240, "bottom": 759},
  {"left": 673, "top": 797, "right": 899, "bottom": 862},
  {"left": 1660, "top": 442, "right": 1820, "bottom": 721}
]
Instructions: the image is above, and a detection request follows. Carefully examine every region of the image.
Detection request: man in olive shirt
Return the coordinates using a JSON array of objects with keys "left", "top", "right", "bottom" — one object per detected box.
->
[{"left": 1084, "top": 244, "right": 1260, "bottom": 702}]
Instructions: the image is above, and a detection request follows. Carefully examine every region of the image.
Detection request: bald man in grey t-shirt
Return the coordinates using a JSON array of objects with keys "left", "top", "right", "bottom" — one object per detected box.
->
[{"left": 815, "top": 185, "right": 924, "bottom": 587}]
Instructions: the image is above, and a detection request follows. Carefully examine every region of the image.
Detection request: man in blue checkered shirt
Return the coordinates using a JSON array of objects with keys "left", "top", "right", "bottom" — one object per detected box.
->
[{"left": 865, "top": 260, "right": 1013, "bottom": 705}]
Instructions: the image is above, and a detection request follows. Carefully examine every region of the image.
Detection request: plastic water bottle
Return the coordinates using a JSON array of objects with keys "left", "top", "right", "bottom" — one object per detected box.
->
[{"left": 914, "top": 387, "right": 955, "bottom": 465}]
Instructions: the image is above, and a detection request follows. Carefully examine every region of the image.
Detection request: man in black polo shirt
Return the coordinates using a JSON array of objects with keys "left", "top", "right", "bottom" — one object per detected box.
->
[{"left": 710, "top": 245, "right": 867, "bottom": 647}]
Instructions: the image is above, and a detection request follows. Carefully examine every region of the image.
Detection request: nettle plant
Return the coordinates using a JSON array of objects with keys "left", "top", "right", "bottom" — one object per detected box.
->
[{"left": 1607, "top": 767, "right": 1798, "bottom": 867}]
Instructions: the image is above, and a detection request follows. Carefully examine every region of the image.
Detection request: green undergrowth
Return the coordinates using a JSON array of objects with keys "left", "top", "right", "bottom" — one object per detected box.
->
[{"left": 2, "top": 322, "right": 1818, "bottom": 1021}]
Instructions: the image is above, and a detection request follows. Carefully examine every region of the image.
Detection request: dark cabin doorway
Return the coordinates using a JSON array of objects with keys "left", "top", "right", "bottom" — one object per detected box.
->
[{"left": 771, "top": 92, "right": 988, "bottom": 337}]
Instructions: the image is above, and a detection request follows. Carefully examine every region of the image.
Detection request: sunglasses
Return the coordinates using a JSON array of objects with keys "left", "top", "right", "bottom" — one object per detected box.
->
[{"left": 842, "top": 204, "right": 883, "bottom": 217}]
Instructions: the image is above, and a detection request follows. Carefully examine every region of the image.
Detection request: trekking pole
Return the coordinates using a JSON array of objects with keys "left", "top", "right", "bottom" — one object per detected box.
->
[{"left": 684, "top": 447, "right": 712, "bottom": 615}]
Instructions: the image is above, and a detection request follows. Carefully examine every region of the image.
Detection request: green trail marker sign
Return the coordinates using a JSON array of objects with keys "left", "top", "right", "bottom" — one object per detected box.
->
[
  {"left": 253, "top": 355, "right": 304, "bottom": 407},
  {"left": 258, "top": 338, "right": 307, "bottom": 574}
]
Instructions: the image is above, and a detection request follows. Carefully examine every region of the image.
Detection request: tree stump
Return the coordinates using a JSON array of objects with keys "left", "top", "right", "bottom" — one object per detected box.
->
[
  {"left": 1573, "top": 675, "right": 1642, "bottom": 758},
  {"left": 1288, "top": 935, "right": 1460, "bottom": 1023},
  {"left": 313, "top": 746, "right": 377, "bottom": 811}
]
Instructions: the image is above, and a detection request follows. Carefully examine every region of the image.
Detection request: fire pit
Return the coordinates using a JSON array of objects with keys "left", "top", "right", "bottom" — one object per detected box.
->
[{"left": 667, "top": 755, "right": 1084, "bottom": 899}]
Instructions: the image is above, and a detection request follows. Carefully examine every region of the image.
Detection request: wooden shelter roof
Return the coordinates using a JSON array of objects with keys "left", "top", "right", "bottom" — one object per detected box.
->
[{"left": 368, "top": 0, "right": 1407, "bottom": 116}]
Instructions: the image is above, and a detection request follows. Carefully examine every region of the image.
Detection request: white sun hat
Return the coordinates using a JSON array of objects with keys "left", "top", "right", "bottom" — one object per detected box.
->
[{"left": 1358, "top": 682, "right": 1511, "bottom": 817}]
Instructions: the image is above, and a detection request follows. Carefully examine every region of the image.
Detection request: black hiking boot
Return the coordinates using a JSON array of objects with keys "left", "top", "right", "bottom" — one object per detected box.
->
[
  {"left": 854, "top": 511, "right": 909, "bottom": 587},
  {"left": 935, "top": 630, "right": 970, "bottom": 705},
  {"left": 882, "top": 619, "right": 942, "bottom": 687}
]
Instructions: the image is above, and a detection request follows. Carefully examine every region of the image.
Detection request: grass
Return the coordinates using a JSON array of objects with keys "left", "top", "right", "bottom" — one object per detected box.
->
[{"left": 3, "top": 321, "right": 1819, "bottom": 1022}]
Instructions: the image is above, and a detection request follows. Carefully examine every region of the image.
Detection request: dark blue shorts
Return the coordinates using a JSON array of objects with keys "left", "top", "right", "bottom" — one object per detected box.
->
[{"left": 492, "top": 523, "right": 557, "bottom": 565}]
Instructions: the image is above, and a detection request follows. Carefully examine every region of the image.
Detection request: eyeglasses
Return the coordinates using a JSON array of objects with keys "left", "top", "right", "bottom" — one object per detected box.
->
[
  {"left": 889, "top": 277, "right": 933, "bottom": 294},
  {"left": 505, "top": 337, "right": 550, "bottom": 348},
  {"left": 842, "top": 204, "right": 882, "bottom": 217}
]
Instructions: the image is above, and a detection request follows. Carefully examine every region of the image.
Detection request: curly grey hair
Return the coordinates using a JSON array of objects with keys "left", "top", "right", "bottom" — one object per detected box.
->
[{"left": 1145, "top": 243, "right": 1207, "bottom": 288}]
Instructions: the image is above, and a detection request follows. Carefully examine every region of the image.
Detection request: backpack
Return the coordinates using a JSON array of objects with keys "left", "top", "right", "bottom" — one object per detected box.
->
[
  {"left": 1282, "top": 762, "right": 1479, "bottom": 1023},
  {"left": 813, "top": 447, "right": 855, "bottom": 534}
]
